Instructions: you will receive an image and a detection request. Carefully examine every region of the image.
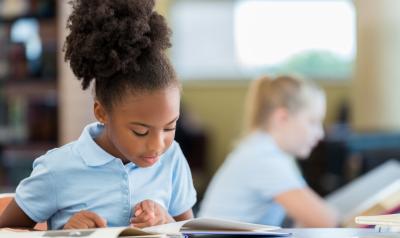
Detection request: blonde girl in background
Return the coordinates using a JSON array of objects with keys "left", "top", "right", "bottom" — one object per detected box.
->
[{"left": 199, "top": 75, "right": 338, "bottom": 227}]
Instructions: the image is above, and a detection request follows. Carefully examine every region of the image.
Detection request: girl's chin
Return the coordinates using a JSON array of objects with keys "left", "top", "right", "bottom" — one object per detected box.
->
[{"left": 294, "top": 149, "right": 312, "bottom": 159}]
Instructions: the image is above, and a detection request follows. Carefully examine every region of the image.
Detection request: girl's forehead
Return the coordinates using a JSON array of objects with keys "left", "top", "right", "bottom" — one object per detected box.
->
[
  {"left": 114, "top": 87, "right": 180, "bottom": 118},
  {"left": 121, "top": 87, "right": 180, "bottom": 104},
  {"left": 303, "top": 96, "right": 326, "bottom": 117},
  {"left": 291, "top": 92, "right": 325, "bottom": 115}
]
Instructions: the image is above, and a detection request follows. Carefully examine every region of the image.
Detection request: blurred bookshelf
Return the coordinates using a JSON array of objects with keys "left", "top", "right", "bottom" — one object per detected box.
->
[{"left": 0, "top": 0, "right": 58, "bottom": 191}]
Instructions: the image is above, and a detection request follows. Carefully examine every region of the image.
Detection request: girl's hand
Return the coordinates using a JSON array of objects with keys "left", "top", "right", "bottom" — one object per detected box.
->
[
  {"left": 131, "top": 200, "right": 175, "bottom": 228},
  {"left": 63, "top": 211, "right": 107, "bottom": 229}
]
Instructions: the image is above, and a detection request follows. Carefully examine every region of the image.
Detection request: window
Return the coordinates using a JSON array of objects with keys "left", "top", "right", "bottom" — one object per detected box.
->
[
  {"left": 10, "top": 18, "right": 42, "bottom": 76},
  {"left": 11, "top": 18, "right": 42, "bottom": 61},
  {"left": 170, "top": 0, "right": 355, "bottom": 80}
]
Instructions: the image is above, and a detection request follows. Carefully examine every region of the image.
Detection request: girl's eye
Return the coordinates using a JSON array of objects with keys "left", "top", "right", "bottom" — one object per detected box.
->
[{"left": 132, "top": 130, "right": 149, "bottom": 137}]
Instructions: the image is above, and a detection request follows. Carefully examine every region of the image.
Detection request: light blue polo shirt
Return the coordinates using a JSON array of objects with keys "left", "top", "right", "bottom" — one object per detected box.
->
[
  {"left": 15, "top": 122, "right": 197, "bottom": 230},
  {"left": 198, "top": 130, "right": 306, "bottom": 226}
]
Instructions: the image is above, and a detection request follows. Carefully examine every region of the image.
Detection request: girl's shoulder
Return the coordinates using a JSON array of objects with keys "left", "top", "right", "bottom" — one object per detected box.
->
[
  {"left": 159, "top": 140, "right": 187, "bottom": 166},
  {"left": 32, "top": 141, "right": 79, "bottom": 170},
  {"left": 162, "top": 140, "right": 180, "bottom": 156},
  {"left": 230, "top": 132, "right": 292, "bottom": 168},
  {"left": 236, "top": 132, "right": 279, "bottom": 154}
]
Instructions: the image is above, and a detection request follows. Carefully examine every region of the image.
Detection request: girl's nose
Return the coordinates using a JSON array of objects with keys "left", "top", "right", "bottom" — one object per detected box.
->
[{"left": 146, "top": 132, "right": 165, "bottom": 152}]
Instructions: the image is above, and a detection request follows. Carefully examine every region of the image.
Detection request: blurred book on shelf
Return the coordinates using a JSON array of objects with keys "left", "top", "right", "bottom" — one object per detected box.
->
[
  {"left": 27, "top": 98, "right": 57, "bottom": 142},
  {"left": 0, "top": 95, "right": 57, "bottom": 144},
  {"left": 0, "top": 0, "right": 29, "bottom": 19},
  {"left": 0, "top": 0, "right": 55, "bottom": 20},
  {"left": 1, "top": 143, "right": 55, "bottom": 187},
  {"left": 8, "top": 42, "right": 28, "bottom": 80}
]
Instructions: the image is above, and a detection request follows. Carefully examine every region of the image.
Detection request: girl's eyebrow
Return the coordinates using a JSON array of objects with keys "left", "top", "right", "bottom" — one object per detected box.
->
[
  {"left": 130, "top": 116, "right": 179, "bottom": 128},
  {"left": 130, "top": 122, "right": 150, "bottom": 128},
  {"left": 166, "top": 116, "right": 180, "bottom": 125}
]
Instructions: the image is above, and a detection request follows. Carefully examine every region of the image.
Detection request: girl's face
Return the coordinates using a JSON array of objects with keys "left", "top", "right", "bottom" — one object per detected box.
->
[
  {"left": 96, "top": 86, "right": 180, "bottom": 167},
  {"left": 280, "top": 94, "right": 326, "bottom": 158}
]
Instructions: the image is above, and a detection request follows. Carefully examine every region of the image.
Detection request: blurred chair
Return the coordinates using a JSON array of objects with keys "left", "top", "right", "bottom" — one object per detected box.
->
[
  {"left": 174, "top": 104, "right": 209, "bottom": 213},
  {"left": 0, "top": 193, "right": 47, "bottom": 230},
  {"left": 299, "top": 132, "right": 400, "bottom": 196},
  {"left": 0, "top": 193, "right": 13, "bottom": 215}
]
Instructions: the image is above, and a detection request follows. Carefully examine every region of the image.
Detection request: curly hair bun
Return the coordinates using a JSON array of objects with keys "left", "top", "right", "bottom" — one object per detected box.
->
[{"left": 64, "top": 0, "right": 172, "bottom": 90}]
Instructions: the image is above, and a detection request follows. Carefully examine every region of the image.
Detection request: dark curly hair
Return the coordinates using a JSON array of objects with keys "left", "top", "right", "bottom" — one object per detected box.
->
[{"left": 64, "top": 0, "right": 178, "bottom": 110}]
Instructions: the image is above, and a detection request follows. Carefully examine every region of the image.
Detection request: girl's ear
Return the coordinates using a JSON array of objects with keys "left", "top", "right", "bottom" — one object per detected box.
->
[
  {"left": 272, "top": 107, "right": 290, "bottom": 125},
  {"left": 94, "top": 101, "right": 109, "bottom": 124}
]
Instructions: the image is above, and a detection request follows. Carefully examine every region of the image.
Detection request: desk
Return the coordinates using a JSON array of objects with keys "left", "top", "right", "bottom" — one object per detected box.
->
[{"left": 279, "top": 228, "right": 397, "bottom": 238}]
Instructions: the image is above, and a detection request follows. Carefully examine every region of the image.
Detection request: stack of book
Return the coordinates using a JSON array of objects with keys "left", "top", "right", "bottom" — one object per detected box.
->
[{"left": 356, "top": 214, "right": 400, "bottom": 232}]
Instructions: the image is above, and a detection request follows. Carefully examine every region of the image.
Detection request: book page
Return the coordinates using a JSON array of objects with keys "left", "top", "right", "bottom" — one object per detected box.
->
[
  {"left": 0, "top": 227, "right": 153, "bottom": 238},
  {"left": 181, "top": 218, "right": 280, "bottom": 232},
  {"left": 0, "top": 220, "right": 281, "bottom": 238},
  {"left": 142, "top": 220, "right": 188, "bottom": 235},
  {"left": 142, "top": 218, "right": 280, "bottom": 234},
  {"left": 0, "top": 228, "right": 45, "bottom": 238},
  {"left": 326, "top": 160, "right": 400, "bottom": 223},
  {"left": 356, "top": 214, "right": 400, "bottom": 226},
  {"left": 40, "top": 227, "right": 128, "bottom": 238}
]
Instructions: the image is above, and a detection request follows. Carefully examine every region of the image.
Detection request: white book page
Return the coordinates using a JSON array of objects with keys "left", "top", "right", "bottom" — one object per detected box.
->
[
  {"left": 142, "top": 220, "right": 188, "bottom": 234},
  {"left": 356, "top": 214, "right": 400, "bottom": 226},
  {"left": 0, "top": 219, "right": 281, "bottom": 238},
  {"left": 0, "top": 229, "right": 44, "bottom": 238},
  {"left": 142, "top": 218, "right": 280, "bottom": 234},
  {"left": 0, "top": 227, "right": 174, "bottom": 238},
  {"left": 0, "top": 227, "right": 139, "bottom": 238},
  {"left": 43, "top": 227, "right": 127, "bottom": 238},
  {"left": 182, "top": 218, "right": 280, "bottom": 232},
  {"left": 326, "top": 160, "right": 400, "bottom": 221}
]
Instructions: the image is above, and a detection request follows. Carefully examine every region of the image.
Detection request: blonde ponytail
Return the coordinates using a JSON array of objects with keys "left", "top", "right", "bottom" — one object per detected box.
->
[
  {"left": 243, "top": 76, "right": 274, "bottom": 134},
  {"left": 242, "top": 75, "right": 323, "bottom": 136}
]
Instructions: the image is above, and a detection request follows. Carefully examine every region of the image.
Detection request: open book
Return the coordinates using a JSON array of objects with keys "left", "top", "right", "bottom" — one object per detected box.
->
[
  {"left": 0, "top": 218, "right": 290, "bottom": 237},
  {"left": 355, "top": 214, "right": 400, "bottom": 226},
  {"left": 326, "top": 160, "right": 400, "bottom": 227},
  {"left": 355, "top": 214, "right": 400, "bottom": 233}
]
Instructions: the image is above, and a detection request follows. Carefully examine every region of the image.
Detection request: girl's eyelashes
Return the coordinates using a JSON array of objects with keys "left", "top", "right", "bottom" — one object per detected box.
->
[
  {"left": 132, "top": 127, "right": 176, "bottom": 137},
  {"left": 164, "top": 127, "right": 176, "bottom": 132},
  {"left": 132, "top": 130, "right": 149, "bottom": 137}
]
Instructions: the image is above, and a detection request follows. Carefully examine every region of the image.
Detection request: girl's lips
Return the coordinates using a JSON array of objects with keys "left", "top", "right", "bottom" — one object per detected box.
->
[{"left": 141, "top": 156, "right": 159, "bottom": 164}]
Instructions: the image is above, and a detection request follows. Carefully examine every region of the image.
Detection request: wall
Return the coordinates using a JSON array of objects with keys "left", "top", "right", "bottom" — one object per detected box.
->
[
  {"left": 58, "top": 1, "right": 95, "bottom": 145},
  {"left": 352, "top": 0, "right": 400, "bottom": 131}
]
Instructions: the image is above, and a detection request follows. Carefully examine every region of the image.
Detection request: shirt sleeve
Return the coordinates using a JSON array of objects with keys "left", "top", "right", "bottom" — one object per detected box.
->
[
  {"left": 15, "top": 157, "right": 58, "bottom": 223},
  {"left": 168, "top": 144, "right": 197, "bottom": 217},
  {"left": 251, "top": 153, "right": 307, "bottom": 199}
]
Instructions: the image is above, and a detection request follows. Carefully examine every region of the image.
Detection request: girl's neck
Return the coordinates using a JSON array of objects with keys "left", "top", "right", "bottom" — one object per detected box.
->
[
  {"left": 95, "top": 129, "right": 131, "bottom": 164},
  {"left": 261, "top": 127, "right": 288, "bottom": 154}
]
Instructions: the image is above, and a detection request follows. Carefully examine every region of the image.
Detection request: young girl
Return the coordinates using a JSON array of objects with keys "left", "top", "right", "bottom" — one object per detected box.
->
[
  {"left": 198, "top": 76, "right": 338, "bottom": 227},
  {"left": 0, "top": 0, "right": 196, "bottom": 230}
]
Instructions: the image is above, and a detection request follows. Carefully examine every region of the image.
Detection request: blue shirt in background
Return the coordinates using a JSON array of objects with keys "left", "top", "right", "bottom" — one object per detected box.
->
[
  {"left": 15, "top": 122, "right": 197, "bottom": 229},
  {"left": 198, "top": 130, "right": 306, "bottom": 226}
]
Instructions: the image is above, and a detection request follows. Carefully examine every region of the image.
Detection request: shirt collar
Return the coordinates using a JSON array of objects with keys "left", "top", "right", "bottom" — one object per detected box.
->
[{"left": 76, "top": 122, "right": 117, "bottom": 167}]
